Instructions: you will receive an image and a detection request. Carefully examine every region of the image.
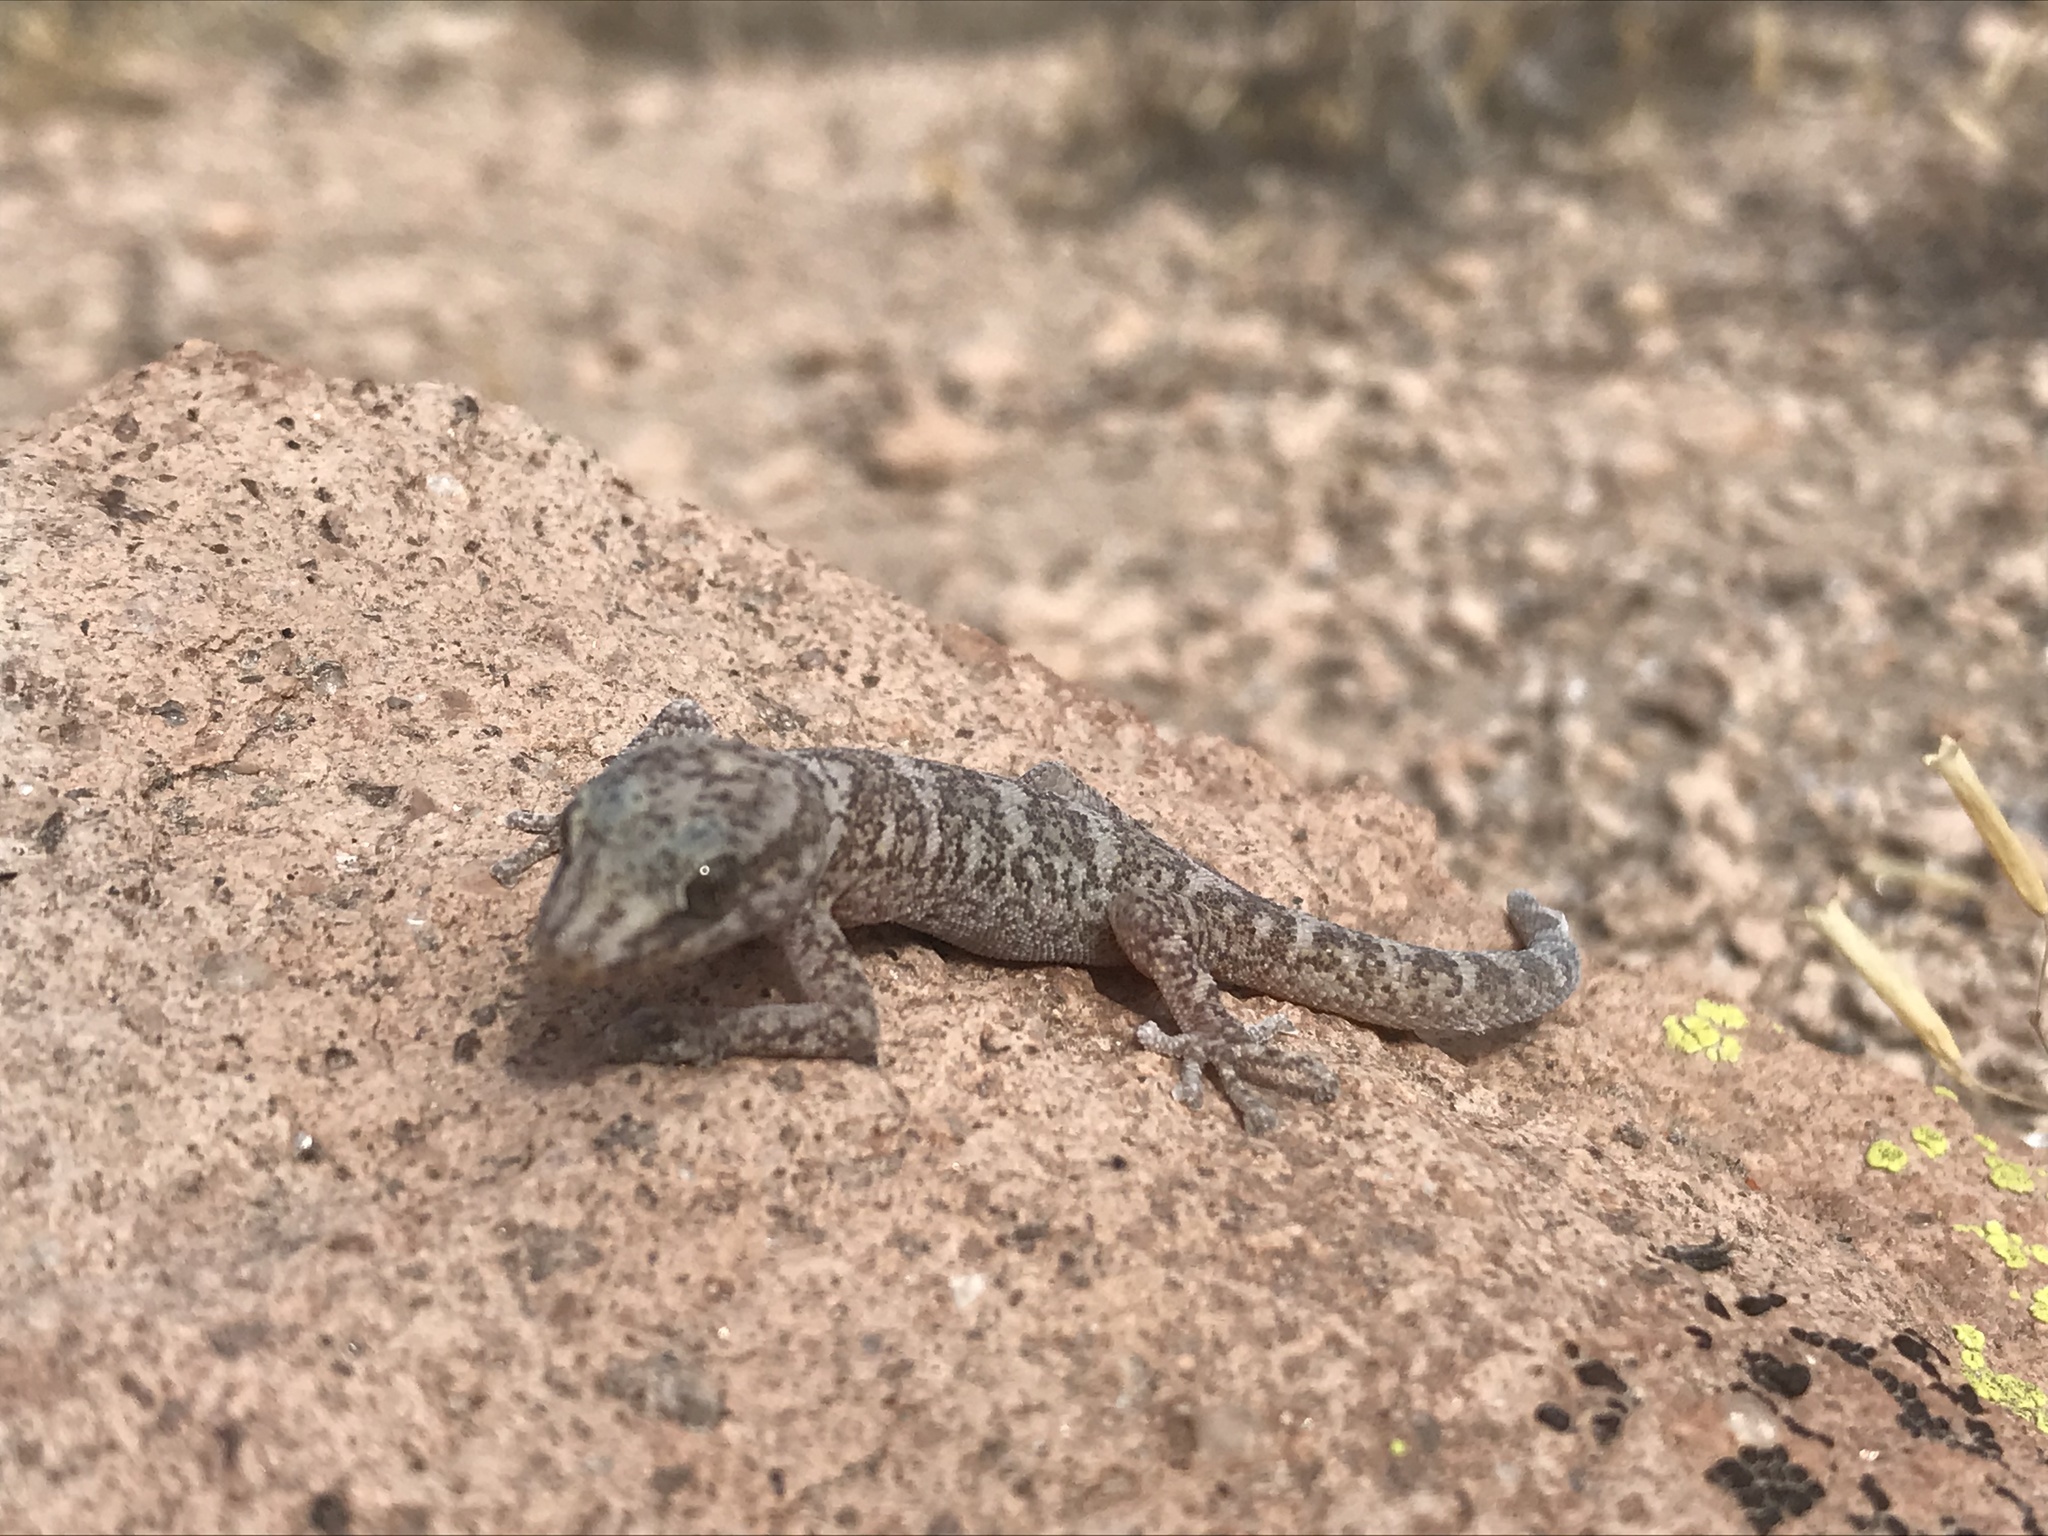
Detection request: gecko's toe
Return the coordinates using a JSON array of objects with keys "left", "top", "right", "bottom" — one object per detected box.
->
[
  {"left": 1212, "top": 1063, "right": 1281, "bottom": 1135},
  {"left": 1239, "top": 1011, "right": 1294, "bottom": 1045},
  {"left": 1135, "top": 1023, "right": 1208, "bottom": 1109},
  {"left": 491, "top": 819, "right": 562, "bottom": 886},
  {"left": 1272, "top": 1051, "right": 1340, "bottom": 1103},
  {"left": 1135, "top": 1020, "right": 1181, "bottom": 1057},
  {"left": 1134, "top": 1019, "right": 1339, "bottom": 1126}
]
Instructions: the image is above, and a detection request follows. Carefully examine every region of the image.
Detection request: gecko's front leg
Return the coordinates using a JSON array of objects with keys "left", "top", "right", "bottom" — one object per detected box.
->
[
  {"left": 1109, "top": 888, "right": 1340, "bottom": 1134},
  {"left": 607, "top": 903, "right": 882, "bottom": 1067},
  {"left": 492, "top": 697, "right": 721, "bottom": 886}
]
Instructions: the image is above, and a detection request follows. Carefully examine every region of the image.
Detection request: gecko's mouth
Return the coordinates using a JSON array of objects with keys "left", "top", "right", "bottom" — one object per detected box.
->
[
  {"left": 532, "top": 909, "right": 708, "bottom": 978},
  {"left": 529, "top": 896, "right": 635, "bottom": 974}
]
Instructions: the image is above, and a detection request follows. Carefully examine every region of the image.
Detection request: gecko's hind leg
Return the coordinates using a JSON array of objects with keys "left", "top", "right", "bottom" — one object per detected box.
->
[
  {"left": 493, "top": 697, "right": 723, "bottom": 887},
  {"left": 1109, "top": 889, "right": 1339, "bottom": 1134}
]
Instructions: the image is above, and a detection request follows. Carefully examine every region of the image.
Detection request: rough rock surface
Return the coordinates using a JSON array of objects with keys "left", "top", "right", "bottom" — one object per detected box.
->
[{"left": 5, "top": 343, "right": 2047, "bottom": 1532}]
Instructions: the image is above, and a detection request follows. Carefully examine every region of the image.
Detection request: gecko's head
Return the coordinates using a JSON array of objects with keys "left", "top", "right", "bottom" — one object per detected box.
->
[{"left": 533, "top": 736, "right": 833, "bottom": 974}]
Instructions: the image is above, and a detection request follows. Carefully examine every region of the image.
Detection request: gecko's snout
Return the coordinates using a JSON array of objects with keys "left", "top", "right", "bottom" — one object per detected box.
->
[
  {"left": 530, "top": 898, "right": 617, "bottom": 976},
  {"left": 529, "top": 851, "right": 647, "bottom": 975}
]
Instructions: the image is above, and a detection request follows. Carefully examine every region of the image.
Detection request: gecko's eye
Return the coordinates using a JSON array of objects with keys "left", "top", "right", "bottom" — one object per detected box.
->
[{"left": 680, "top": 854, "right": 741, "bottom": 920}]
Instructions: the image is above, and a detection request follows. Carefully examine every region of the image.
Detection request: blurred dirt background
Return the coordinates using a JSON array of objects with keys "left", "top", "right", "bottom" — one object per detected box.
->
[{"left": 8, "top": 0, "right": 2048, "bottom": 1115}]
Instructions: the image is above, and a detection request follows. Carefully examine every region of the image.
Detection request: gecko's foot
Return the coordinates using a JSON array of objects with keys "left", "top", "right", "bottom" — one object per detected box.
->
[
  {"left": 605, "top": 997, "right": 881, "bottom": 1069},
  {"left": 491, "top": 810, "right": 562, "bottom": 886},
  {"left": 1134, "top": 1016, "right": 1339, "bottom": 1135},
  {"left": 605, "top": 1008, "right": 730, "bottom": 1067}
]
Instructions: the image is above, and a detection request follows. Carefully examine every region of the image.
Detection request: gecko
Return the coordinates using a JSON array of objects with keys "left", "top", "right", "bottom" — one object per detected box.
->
[{"left": 494, "top": 698, "right": 1580, "bottom": 1133}]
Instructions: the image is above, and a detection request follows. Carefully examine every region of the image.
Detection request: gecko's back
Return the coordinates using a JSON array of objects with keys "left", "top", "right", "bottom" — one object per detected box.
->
[
  {"left": 800, "top": 746, "right": 1578, "bottom": 1049},
  {"left": 797, "top": 747, "right": 1174, "bottom": 967}
]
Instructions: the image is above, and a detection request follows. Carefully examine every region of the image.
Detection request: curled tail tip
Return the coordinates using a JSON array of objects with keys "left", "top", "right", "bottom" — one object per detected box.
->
[
  {"left": 1504, "top": 889, "right": 1582, "bottom": 1007},
  {"left": 1505, "top": 888, "right": 1577, "bottom": 950},
  {"left": 1505, "top": 888, "right": 1562, "bottom": 930}
]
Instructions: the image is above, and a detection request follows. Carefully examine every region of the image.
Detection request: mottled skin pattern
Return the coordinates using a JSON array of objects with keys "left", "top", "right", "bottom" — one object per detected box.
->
[{"left": 498, "top": 699, "right": 1580, "bottom": 1133}]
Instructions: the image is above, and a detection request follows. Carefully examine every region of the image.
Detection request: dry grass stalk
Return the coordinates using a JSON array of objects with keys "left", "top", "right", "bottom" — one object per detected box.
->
[
  {"left": 1805, "top": 899, "right": 1965, "bottom": 1080},
  {"left": 1924, "top": 736, "right": 2048, "bottom": 1053},
  {"left": 1923, "top": 737, "right": 2048, "bottom": 917}
]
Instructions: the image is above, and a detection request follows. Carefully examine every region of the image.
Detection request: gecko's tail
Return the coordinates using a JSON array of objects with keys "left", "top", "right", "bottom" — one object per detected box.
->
[
  {"left": 1214, "top": 883, "right": 1582, "bottom": 1047},
  {"left": 1366, "top": 889, "right": 1582, "bottom": 1050},
  {"left": 1504, "top": 889, "right": 1581, "bottom": 997},
  {"left": 1424, "top": 887, "right": 1580, "bottom": 1041}
]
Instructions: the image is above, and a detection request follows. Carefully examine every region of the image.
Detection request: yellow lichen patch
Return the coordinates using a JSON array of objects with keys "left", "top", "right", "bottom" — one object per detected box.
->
[
  {"left": 1979, "top": 1134, "right": 2001, "bottom": 1152},
  {"left": 1661, "top": 999, "right": 1747, "bottom": 1063},
  {"left": 1955, "top": 1323, "right": 2048, "bottom": 1435},
  {"left": 1867, "top": 1140, "right": 1910, "bottom": 1172},
  {"left": 2033, "top": 1290, "right": 2048, "bottom": 1326},
  {"left": 1956, "top": 1221, "right": 2033, "bottom": 1269},
  {"left": 1935, "top": 1086, "right": 1960, "bottom": 1101},
  {"left": 1693, "top": 999, "right": 1747, "bottom": 1033},
  {"left": 1988, "top": 1153, "right": 2038, "bottom": 1195},
  {"left": 1912, "top": 1125, "right": 1950, "bottom": 1158}
]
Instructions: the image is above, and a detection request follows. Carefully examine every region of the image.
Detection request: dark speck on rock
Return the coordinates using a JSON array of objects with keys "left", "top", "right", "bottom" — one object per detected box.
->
[
  {"left": 205, "top": 1319, "right": 271, "bottom": 1360},
  {"left": 308, "top": 1489, "right": 352, "bottom": 1535},
  {"left": 649, "top": 1464, "right": 697, "bottom": 1500},
  {"left": 1705, "top": 1445, "right": 1822, "bottom": 1534},
  {"left": 1574, "top": 1359, "right": 1628, "bottom": 1394},
  {"left": 1742, "top": 1349, "right": 1811, "bottom": 1399},
  {"left": 1661, "top": 1233, "right": 1734, "bottom": 1271}
]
